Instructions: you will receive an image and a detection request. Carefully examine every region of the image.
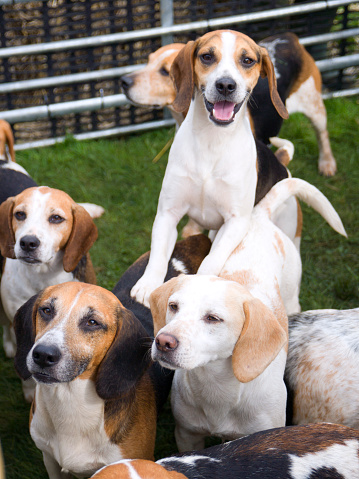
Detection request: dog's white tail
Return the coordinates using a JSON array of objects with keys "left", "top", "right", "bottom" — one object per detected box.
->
[
  {"left": 270, "top": 136, "right": 294, "bottom": 166},
  {"left": 258, "top": 178, "right": 347, "bottom": 237}
]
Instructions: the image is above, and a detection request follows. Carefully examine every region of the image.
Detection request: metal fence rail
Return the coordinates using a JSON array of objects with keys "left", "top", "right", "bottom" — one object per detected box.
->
[{"left": 0, "top": 0, "right": 357, "bottom": 147}]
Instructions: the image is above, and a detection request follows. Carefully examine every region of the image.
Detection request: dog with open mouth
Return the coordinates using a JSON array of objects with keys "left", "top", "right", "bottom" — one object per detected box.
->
[{"left": 131, "top": 30, "right": 298, "bottom": 307}]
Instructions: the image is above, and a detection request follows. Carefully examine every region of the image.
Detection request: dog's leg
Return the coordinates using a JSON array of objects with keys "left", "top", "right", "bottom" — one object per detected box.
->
[
  {"left": 43, "top": 452, "right": 72, "bottom": 479},
  {"left": 175, "top": 424, "right": 205, "bottom": 453},
  {"left": 197, "top": 216, "right": 251, "bottom": 276},
  {"left": 286, "top": 76, "right": 336, "bottom": 177},
  {"left": 131, "top": 211, "right": 181, "bottom": 306},
  {"left": 2, "top": 324, "right": 16, "bottom": 358}
]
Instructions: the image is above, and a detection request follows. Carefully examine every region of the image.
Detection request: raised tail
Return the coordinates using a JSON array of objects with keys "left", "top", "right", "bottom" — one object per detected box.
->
[
  {"left": 257, "top": 177, "right": 347, "bottom": 237},
  {"left": 1, "top": 119, "right": 15, "bottom": 162}
]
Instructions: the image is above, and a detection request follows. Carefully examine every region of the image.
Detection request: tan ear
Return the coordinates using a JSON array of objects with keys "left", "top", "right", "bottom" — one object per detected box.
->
[
  {"left": 0, "top": 197, "right": 16, "bottom": 258},
  {"left": 260, "top": 47, "right": 289, "bottom": 120},
  {"left": 149, "top": 276, "right": 182, "bottom": 335},
  {"left": 232, "top": 298, "right": 287, "bottom": 383},
  {"left": 63, "top": 204, "right": 98, "bottom": 273},
  {"left": 170, "top": 40, "right": 196, "bottom": 113}
]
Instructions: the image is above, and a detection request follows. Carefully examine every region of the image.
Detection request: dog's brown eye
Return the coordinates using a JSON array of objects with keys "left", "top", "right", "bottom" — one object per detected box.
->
[
  {"left": 39, "top": 306, "right": 54, "bottom": 321},
  {"left": 87, "top": 319, "right": 99, "bottom": 327},
  {"left": 205, "top": 314, "right": 222, "bottom": 323},
  {"left": 14, "top": 211, "right": 26, "bottom": 221},
  {"left": 49, "top": 214, "right": 64, "bottom": 224},
  {"left": 169, "top": 302, "right": 178, "bottom": 313},
  {"left": 200, "top": 53, "right": 214, "bottom": 65},
  {"left": 242, "top": 57, "right": 255, "bottom": 67},
  {"left": 159, "top": 66, "right": 169, "bottom": 77}
]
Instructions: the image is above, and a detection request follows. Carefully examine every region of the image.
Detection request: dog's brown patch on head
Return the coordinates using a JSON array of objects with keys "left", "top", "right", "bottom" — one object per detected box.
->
[
  {"left": 11, "top": 187, "right": 74, "bottom": 246},
  {"left": 34, "top": 282, "right": 120, "bottom": 377},
  {"left": 93, "top": 460, "right": 187, "bottom": 479}
]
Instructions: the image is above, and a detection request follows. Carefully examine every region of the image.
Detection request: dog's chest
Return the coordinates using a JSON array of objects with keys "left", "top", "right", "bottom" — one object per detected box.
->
[
  {"left": 1, "top": 259, "right": 75, "bottom": 321},
  {"left": 31, "top": 380, "right": 123, "bottom": 477}
]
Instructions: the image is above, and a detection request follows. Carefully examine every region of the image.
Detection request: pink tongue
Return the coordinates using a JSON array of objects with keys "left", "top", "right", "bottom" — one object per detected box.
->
[{"left": 213, "top": 101, "right": 235, "bottom": 121}]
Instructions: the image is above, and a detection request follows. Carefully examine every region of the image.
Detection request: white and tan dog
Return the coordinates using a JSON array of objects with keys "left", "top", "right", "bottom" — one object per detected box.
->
[
  {"left": 131, "top": 30, "right": 293, "bottom": 307},
  {"left": 0, "top": 186, "right": 99, "bottom": 369},
  {"left": 150, "top": 178, "right": 346, "bottom": 451}
]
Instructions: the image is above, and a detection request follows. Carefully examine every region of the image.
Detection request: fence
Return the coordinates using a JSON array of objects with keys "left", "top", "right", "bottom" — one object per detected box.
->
[{"left": 0, "top": 0, "right": 358, "bottom": 149}]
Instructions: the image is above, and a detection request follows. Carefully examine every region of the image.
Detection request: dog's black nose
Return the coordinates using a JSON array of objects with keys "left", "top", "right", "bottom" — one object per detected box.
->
[
  {"left": 20, "top": 235, "right": 40, "bottom": 252},
  {"left": 156, "top": 333, "right": 178, "bottom": 352},
  {"left": 216, "top": 77, "right": 237, "bottom": 96},
  {"left": 121, "top": 75, "right": 134, "bottom": 92},
  {"left": 32, "top": 344, "right": 61, "bottom": 369}
]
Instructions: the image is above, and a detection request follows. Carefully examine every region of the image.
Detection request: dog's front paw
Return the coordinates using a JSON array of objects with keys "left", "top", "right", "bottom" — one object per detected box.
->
[{"left": 131, "top": 275, "right": 161, "bottom": 308}]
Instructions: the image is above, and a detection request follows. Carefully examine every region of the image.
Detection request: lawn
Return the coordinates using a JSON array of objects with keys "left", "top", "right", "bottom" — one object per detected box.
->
[{"left": 0, "top": 96, "right": 358, "bottom": 478}]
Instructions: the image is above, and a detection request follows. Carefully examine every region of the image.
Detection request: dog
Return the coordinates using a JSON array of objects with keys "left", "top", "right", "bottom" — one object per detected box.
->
[
  {"left": 149, "top": 178, "right": 346, "bottom": 451},
  {"left": 121, "top": 32, "right": 336, "bottom": 176},
  {"left": 91, "top": 423, "right": 359, "bottom": 479},
  {"left": 131, "top": 29, "right": 297, "bottom": 307},
  {"left": 286, "top": 307, "right": 359, "bottom": 429},
  {"left": 120, "top": 43, "right": 186, "bottom": 128},
  {"left": 13, "top": 235, "right": 211, "bottom": 478},
  {"left": 0, "top": 186, "right": 100, "bottom": 368},
  {"left": 0, "top": 119, "right": 15, "bottom": 162}
]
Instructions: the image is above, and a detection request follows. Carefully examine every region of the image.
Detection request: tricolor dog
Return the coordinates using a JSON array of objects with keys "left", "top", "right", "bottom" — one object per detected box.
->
[
  {"left": 0, "top": 186, "right": 99, "bottom": 370},
  {"left": 121, "top": 32, "right": 336, "bottom": 176},
  {"left": 131, "top": 29, "right": 295, "bottom": 307},
  {"left": 92, "top": 423, "right": 359, "bottom": 479},
  {"left": 150, "top": 178, "right": 345, "bottom": 451},
  {"left": 13, "top": 235, "right": 211, "bottom": 478},
  {"left": 286, "top": 307, "right": 359, "bottom": 429}
]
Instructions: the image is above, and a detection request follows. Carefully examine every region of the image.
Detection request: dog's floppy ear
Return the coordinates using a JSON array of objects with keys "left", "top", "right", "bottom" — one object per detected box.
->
[
  {"left": 95, "top": 306, "right": 151, "bottom": 400},
  {"left": 63, "top": 203, "right": 98, "bottom": 273},
  {"left": 0, "top": 197, "right": 16, "bottom": 259},
  {"left": 13, "top": 291, "right": 42, "bottom": 380},
  {"left": 260, "top": 47, "right": 289, "bottom": 120},
  {"left": 149, "top": 276, "right": 182, "bottom": 336},
  {"left": 170, "top": 40, "right": 196, "bottom": 113},
  {"left": 232, "top": 298, "right": 287, "bottom": 383}
]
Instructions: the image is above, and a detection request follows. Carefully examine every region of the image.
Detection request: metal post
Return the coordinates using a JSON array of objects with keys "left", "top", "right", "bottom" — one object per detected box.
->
[
  {"left": 160, "top": 0, "right": 174, "bottom": 46},
  {"left": 160, "top": 0, "right": 174, "bottom": 119}
]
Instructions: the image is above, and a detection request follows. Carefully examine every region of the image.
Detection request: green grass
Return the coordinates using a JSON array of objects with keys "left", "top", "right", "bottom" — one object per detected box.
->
[{"left": 1, "top": 96, "right": 359, "bottom": 478}]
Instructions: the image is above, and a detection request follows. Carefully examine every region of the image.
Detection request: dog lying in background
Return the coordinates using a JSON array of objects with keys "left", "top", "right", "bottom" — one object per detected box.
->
[
  {"left": 131, "top": 29, "right": 298, "bottom": 307},
  {"left": 91, "top": 423, "right": 359, "bottom": 479},
  {"left": 286, "top": 307, "right": 359, "bottom": 429},
  {"left": 0, "top": 119, "right": 15, "bottom": 162},
  {"left": 121, "top": 32, "right": 336, "bottom": 176},
  {"left": 150, "top": 177, "right": 346, "bottom": 451},
  {"left": 13, "top": 235, "right": 211, "bottom": 478}
]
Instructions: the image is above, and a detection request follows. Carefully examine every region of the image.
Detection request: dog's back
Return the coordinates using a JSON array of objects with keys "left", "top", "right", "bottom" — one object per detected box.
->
[
  {"left": 286, "top": 308, "right": 359, "bottom": 428},
  {"left": 112, "top": 234, "right": 211, "bottom": 411}
]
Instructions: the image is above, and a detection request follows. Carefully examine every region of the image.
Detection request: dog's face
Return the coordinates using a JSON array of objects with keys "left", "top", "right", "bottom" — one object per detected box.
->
[
  {"left": 150, "top": 275, "right": 287, "bottom": 382},
  {"left": 0, "top": 186, "right": 98, "bottom": 272},
  {"left": 14, "top": 282, "right": 152, "bottom": 398},
  {"left": 25, "top": 282, "right": 120, "bottom": 383},
  {"left": 121, "top": 44, "right": 184, "bottom": 108},
  {"left": 170, "top": 30, "right": 288, "bottom": 124}
]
